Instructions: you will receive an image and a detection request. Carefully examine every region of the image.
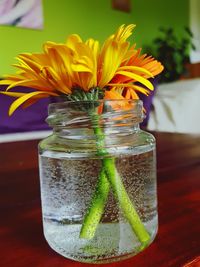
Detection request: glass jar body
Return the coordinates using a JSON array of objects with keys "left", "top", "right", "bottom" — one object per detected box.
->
[
  {"left": 38, "top": 100, "right": 158, "bottom": 264},
  {"left": 39, "top": 133, "right": 157, "bottom": 263}
]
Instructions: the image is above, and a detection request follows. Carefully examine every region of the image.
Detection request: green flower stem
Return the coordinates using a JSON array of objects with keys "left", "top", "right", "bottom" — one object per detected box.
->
[
  {"left": 79, "top": 111, "right": 150, "bottom": 245},
  {"left": 79, "top": 112, "right": 109, "bottom": 239},
  {"left": 79, "top": 168, "right": 110, "bottom": 239},
  {"left": 103, "top": 157, "right": 150, "bottom": 244}
]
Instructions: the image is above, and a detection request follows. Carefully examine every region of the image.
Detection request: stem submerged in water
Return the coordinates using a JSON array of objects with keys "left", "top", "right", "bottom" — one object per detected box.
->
[
  {"left": 79, "top": 111, "right": 150, "bottom": 245},
  {"left": 79, "top": 168, "right": 110, "bottom": 239},
  {"left": 103, "top": 158, "right": 150, "bottom": 244}
]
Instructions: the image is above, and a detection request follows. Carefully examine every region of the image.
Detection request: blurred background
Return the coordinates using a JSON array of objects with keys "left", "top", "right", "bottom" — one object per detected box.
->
[{"left": 0, "top": 0, "right": 200, "bottom": 141}]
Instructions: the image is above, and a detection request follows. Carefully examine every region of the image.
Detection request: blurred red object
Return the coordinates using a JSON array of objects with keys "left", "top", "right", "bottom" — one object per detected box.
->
[{"left": 112, "top": 0, "right": 131, "bottom": 12}]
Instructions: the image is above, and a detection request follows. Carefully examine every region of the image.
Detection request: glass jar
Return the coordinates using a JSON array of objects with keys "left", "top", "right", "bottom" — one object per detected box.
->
[{"left": 38, "top": 100, "right": 158, "bottom": 264}]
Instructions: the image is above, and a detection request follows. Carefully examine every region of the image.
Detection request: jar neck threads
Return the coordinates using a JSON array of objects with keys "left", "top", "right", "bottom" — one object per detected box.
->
[{"left": 47, "top": 100, "right": 144, "bottom": 138}]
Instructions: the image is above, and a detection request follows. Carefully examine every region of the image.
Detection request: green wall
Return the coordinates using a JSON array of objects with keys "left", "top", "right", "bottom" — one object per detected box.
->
[{"left": 0, "top": 0, "right": 189, "bottom": 75}]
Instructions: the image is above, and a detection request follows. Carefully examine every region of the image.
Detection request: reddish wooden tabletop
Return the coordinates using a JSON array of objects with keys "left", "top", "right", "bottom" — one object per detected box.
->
[{"left": 0, "top": 132, "right": 200, "bottom": 267}]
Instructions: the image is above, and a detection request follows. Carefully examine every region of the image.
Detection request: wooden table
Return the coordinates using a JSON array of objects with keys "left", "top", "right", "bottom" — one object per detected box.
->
[{"left": 0, "top": 132, "right": 200, "bottom": 267}]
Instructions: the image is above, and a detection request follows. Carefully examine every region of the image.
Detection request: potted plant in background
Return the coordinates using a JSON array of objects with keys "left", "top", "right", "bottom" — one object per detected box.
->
[{"left": 146, "top": 27, "right": 195, "bottom": 83}]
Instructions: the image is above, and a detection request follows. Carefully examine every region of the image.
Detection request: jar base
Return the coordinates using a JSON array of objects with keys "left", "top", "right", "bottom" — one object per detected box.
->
[{"left": 43, "top": 218, "right": 158, "bottom": 264}]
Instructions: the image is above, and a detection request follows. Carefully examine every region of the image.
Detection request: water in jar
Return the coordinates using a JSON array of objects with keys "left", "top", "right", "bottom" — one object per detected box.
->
[{"left": 39, "top": 145, "right": 157, "bottom": 263}]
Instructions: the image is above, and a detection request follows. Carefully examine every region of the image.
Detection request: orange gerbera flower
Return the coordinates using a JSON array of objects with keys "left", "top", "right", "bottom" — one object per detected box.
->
[{"left": 0, "top": 24, "right": 164, "bottom": 115}]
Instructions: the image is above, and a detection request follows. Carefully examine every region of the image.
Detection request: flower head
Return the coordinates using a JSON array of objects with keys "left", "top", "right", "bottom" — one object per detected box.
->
[{"left": 0, "top": 24, "right": 164, "bottom": 115}]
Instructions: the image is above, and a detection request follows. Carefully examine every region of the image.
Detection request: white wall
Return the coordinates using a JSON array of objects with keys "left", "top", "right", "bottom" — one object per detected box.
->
[{"left": 190, "top": 0, "right": 200, "bottom": 63}]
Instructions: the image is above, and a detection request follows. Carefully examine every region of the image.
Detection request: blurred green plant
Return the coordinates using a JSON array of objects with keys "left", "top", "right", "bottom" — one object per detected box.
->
[{"left": 148, "top": 27, "right": 195, "bottom": 83}]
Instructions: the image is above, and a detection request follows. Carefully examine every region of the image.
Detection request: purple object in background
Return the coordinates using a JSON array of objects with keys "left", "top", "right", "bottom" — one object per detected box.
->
[
  {"left": 0, "top": 79, "right": 158, "bottom": 134},
  {"left": 0, "top": 86, "right": 51, "bottom": 134},
  {"left": 139, "top": 78, "right": 158, "bottom": 127}
]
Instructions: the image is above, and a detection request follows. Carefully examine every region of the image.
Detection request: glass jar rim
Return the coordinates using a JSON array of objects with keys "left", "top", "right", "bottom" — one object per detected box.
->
[
  {"left": 47, "top": 99, "right": 144, "bottom": 128},
  {"left": 48, "top": 99, "right": 143, "bottom": 114}
]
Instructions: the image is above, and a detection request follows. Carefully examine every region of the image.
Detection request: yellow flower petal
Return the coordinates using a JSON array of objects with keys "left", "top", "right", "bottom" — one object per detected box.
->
[
  {"left": 131, "top": 85, "right": 149, "bottom": 95},
  {"left": 108, "top": 83, "right": 150, "bottom": 95},
  {"left": 114, "top": 24, "right": 135, "bottom": 43},
  {"left": 0, "top": 91, "right": 26, "bottom": 97},
  {"left": 66, "top": 34, "right": 82, "bottom": 50},
  {"left": 0, "top": 79, "right": 18, "bottom": 85},
  {"left": 9, "top": 91, "right": 57, "bottom": 116},
  {"left": 5, "top": 79, "right": 55, "bottom": 92},
  {"left": 17, "top": 55, "right": 42, "bottom": 73},
  {"left": 118, "top": 66, "right": 154, "bottom": 78},
  {"left": 116, "top": 70, "right": 154, "bottom": 90},
  {"left": 71, "top": 64, "right": 92, "bottom": 72}
]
